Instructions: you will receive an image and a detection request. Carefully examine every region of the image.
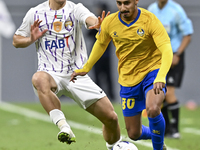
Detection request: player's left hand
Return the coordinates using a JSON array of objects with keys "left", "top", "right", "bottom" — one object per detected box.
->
[
  {"left": 171, "top": 54, "right": 180, "bottom": 68},
  {"left": 153, "top": 82, "right": 165, "bottom": 95},
  {"left": 89, "top": 10, "right": 110, "bottom": 30},
  {"left": 70, "top": 71, "right": 88, "bottom": 83}
]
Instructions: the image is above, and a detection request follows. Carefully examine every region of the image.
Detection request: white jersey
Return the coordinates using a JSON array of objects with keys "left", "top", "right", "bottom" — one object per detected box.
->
[{"left": 15, "top": 1, "right": 95, "bottom": 76}]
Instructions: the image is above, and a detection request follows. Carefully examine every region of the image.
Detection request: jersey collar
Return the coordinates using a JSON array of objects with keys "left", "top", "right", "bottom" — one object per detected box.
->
[{"left": 118, "top": 8, "right": 141, "bottom": 27}]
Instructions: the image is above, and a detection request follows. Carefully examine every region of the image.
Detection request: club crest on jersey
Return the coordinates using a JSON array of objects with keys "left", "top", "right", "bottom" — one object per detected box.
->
[
  {"left": 53, "top": 21, "right": 62, "bottom": 32},
  {"left": 65, "top": 20, "right": 73, "bottom": 28},
  {"left": 137, "top": 27, "right": 145, "bottom": 37},
  {"left": 113, "top": 31, "right": 118, "bottom": 37}
]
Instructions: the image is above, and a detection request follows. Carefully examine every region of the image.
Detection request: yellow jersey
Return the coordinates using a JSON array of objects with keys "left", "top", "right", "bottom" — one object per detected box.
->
[{"left": 96, "top": 8, "right": 170, "bottom": 87}]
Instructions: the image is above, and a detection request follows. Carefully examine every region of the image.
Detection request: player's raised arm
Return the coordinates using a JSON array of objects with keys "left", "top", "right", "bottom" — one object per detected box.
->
[{"left": 86, "top": 10, "right": 110, "bottom": 30}]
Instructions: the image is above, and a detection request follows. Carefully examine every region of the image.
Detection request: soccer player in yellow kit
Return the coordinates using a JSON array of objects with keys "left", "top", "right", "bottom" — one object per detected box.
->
[{"left": 71, "top": 0, "right": 173, "bottom": 149}]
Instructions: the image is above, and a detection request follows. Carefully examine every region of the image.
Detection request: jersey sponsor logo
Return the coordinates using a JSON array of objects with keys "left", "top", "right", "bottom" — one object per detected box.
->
[
  {"left": 53, "top": 21, "right": 62, "bottom": 32},
  {"left": 45, "top": 39, "right": 65, "bottom": 49},
  {"left": 137, "top": 27, "right": 145, "bottom": 37}
]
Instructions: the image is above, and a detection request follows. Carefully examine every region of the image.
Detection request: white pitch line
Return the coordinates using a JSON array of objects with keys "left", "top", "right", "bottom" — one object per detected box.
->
[
  {"left": 0, "top": 102, "right": 178, "bottom": 150},
  {"left": 183, "top": 128, "right": 200, "bottom": 135}
]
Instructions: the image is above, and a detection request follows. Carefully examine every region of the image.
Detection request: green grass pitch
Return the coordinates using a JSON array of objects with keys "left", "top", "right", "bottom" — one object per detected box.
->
[{"left": 0, "top": 102, "right": 199, "bottom": 150}]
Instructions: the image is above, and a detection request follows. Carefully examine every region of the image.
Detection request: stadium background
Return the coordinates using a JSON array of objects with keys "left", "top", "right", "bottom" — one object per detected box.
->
[{"left": 1, "top": 0, "right": 199, "bottom": 105}]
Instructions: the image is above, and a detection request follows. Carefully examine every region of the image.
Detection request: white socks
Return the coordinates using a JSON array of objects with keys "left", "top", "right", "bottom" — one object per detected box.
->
[
  {"left": 49, "top": 109, "right": 70, "bottom": 130},
  {"left": 106, "top": 136, "right": 122, "bottom": 150}
]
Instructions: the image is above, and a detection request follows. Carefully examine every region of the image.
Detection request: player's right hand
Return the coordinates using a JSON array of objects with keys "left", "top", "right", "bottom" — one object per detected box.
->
[
  {"left": 70, "top": 71, "right": 88, "bottom": 83},
  {"left": 30, "top": 19, "right": 48, "bottom": 42},
  {"left": 153, "top": 82, "right": 165, "bottom": 95}
]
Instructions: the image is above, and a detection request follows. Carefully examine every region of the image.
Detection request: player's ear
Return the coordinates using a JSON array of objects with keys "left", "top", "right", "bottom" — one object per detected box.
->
[{"left": 135, "top": 0, "right": 139, "bottom": 5}]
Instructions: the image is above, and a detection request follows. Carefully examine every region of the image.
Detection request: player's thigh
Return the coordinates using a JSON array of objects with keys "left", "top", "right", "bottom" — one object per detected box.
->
[
  {"left": 86, "top": 96, "right": 117, "bottom": 123},
  {"left": 146, "top": 89, "right": 165, "bottom": 117},
  {"left": 67, "top": 75, "right": 106, "bottom": 109},
  {"left": 146, "top": 89, "right": 164, "bottom": 106}
]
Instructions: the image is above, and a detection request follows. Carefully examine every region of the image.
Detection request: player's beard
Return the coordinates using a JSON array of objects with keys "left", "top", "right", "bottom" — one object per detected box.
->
[{"left": 121, "top": 11, "right": 130, "bottom": 18}]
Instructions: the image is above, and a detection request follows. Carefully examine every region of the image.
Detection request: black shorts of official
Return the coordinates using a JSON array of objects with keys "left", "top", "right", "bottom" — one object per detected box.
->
[{"left": 166, "top": 52, "right": 184, "bottom": 88}]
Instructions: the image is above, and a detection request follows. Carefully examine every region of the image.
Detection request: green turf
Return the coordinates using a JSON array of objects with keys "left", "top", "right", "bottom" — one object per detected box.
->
[{"left": 0, "top": 102, "right": 199, "bottom": 150}]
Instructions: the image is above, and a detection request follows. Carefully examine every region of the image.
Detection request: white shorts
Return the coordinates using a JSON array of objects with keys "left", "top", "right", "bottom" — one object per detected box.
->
[{"left": 33, "top": 72, "right": 106, "bottom": 109}]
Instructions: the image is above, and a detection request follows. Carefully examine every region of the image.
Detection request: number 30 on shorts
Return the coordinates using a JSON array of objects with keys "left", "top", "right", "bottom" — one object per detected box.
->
[{"left": 121, "top": 98, "right": 135, "bottom": 110}]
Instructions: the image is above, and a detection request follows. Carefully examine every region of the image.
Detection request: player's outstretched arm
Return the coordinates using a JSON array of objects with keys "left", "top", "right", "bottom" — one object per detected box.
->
[
  {"left": 13, "top": 19, "right": 48, "bottom": 48},
  {"left": 70, "top": 40, "right": 108, "bottom": 83}
]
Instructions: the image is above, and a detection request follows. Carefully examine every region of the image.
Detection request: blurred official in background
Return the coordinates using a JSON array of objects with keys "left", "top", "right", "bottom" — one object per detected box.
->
[{"left": 148, "top": 0, "right": 193, "bottom": 139}]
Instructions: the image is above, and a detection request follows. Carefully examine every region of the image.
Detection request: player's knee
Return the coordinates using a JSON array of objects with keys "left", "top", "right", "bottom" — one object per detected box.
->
[
  {"left": 104, "top": 111, "right": 119, "bottom": 127},
  {"left": 32, "top": 73, "right": 41, "bottom": 86},
  {"left": 127, "top": 129, "right": 140, "bottom": 140},
  {"left": 146, "top": 105, "right": 160, "bottom": 118},
  {"left": 32, "top": 72, "right": 48, "bottom": 89}
]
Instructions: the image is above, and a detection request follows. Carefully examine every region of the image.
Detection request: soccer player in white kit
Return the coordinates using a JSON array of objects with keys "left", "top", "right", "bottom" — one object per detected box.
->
[{"left": 12, "top": 0, "right": 121, "bottom": 149}]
